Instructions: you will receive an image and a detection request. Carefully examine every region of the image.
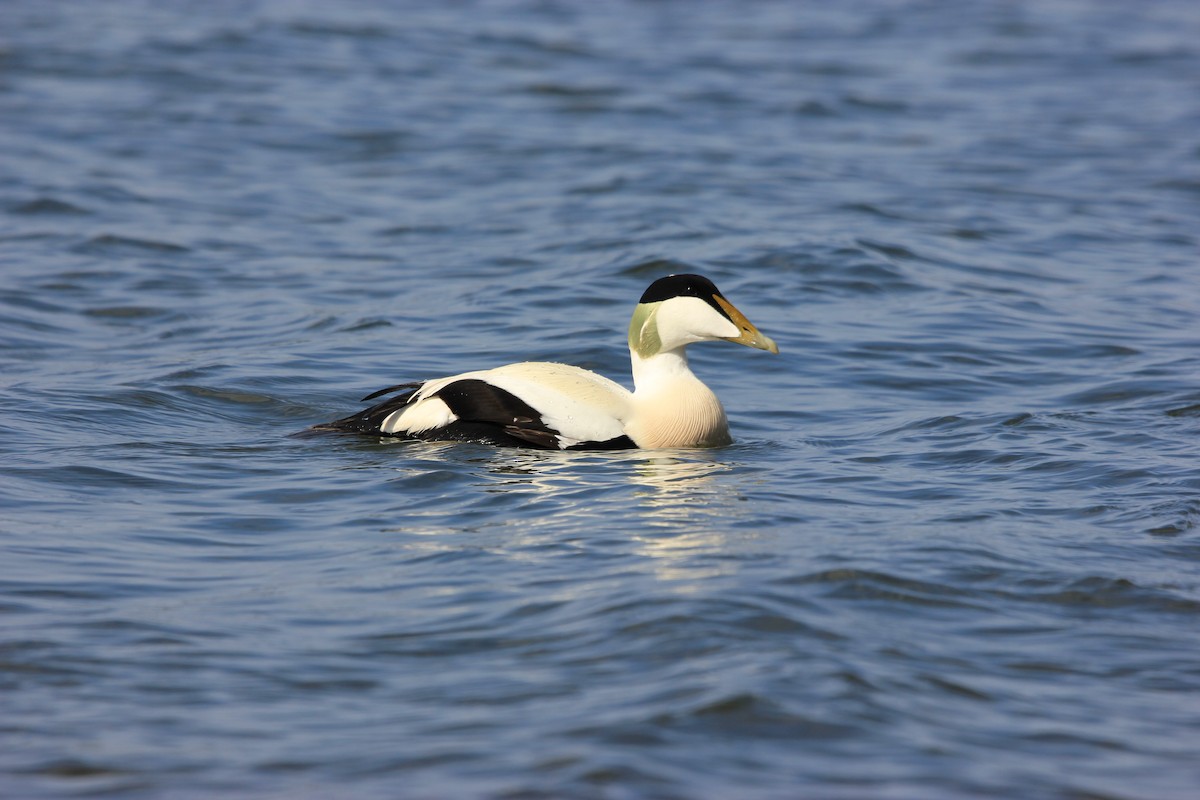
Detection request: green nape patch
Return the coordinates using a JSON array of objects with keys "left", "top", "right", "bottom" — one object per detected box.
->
[{"left": 627, "top": 302, "right": 661, "bottom": 359}]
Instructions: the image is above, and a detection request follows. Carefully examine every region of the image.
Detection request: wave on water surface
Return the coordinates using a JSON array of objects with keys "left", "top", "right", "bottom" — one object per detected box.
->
[{"left": 1, "top": 1, "right": 1199, "bottom": 798}]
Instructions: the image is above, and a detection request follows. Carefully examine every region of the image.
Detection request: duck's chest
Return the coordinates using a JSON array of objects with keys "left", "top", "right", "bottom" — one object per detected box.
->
[{"left": 626, "top": 380, "right": 730, "bottom": 449}]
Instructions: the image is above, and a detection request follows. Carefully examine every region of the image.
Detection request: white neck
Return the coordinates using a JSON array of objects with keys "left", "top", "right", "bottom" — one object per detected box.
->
[
  {"left": 625, "top": 345, "right": 730, "bottom": 448},
  {"left": 630, "top": 345, "right": 692, "bottom": 393}
]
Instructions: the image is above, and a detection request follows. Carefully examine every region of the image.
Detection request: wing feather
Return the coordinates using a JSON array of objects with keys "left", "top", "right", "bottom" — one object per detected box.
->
[{"left": 314, "top": 362, "right": 637, "bottom": 449}]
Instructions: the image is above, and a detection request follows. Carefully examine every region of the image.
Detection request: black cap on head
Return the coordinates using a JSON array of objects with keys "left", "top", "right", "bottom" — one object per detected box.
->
[{"left": 638, "top": 273, "right": 723, "bottom": 305}]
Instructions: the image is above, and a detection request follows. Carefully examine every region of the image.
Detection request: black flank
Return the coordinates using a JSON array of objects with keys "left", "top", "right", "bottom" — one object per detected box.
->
[
  {"left": 312, "top": 377, "right": 639, "bottom": 450},
  {"left": 434, "top": 380, "right": 637, "bottom": 450},
  {"left": 434, "top": 379, "right": 562, "bottom": 448}
]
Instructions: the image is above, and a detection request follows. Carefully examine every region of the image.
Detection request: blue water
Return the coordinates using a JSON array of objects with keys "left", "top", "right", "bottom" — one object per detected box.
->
[{"left": 2, "top": 1, "right": 1199, "bottom": 797}]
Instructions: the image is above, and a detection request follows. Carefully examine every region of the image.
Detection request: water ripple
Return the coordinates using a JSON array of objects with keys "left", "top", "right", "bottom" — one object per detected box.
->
[{"left": 1, "top": 1, "right": 1199, "bottom": 799}]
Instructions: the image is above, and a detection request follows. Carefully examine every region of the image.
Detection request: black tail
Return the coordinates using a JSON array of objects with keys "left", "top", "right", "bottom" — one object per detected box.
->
[{"left": 308, "top": 382, "right": 423, "bottom": 435}]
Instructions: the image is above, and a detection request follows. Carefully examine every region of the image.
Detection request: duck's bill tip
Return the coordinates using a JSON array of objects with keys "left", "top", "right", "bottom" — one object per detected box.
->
[
  {"left": 714, "top": 296, "right": 780, "bottom": 354},
  {"left": 730, "top": 327, "right": 779, "bottom": 354}
]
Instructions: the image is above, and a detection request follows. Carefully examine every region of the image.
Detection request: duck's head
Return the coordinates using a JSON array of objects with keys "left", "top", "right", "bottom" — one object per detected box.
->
[{"left": 628, "top": 273, "right": 779, "bottom": 358}]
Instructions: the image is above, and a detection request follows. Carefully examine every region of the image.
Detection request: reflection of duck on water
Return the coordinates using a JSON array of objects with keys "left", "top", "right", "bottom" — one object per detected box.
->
[
  {"left": 316, "top": 274, "right": 778, "bottom": 450},
  {"left": 480, "top": 450, "right": 740, "bottom": 534}
]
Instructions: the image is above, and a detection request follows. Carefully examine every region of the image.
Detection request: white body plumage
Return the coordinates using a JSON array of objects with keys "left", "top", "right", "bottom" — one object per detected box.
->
[{"left": 319, "top": 274, "right": 778, "bottom": 450}]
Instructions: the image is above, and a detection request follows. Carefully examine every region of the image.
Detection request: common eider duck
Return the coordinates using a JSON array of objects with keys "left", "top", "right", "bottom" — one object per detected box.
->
[{"left": 316, "top": 274, "right": 778, "bottom": 449}]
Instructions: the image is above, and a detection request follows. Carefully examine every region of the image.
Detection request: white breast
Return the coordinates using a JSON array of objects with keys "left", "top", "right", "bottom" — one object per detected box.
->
[{"left": 625, "top": 375, "right": 730, "bottom": 448}]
